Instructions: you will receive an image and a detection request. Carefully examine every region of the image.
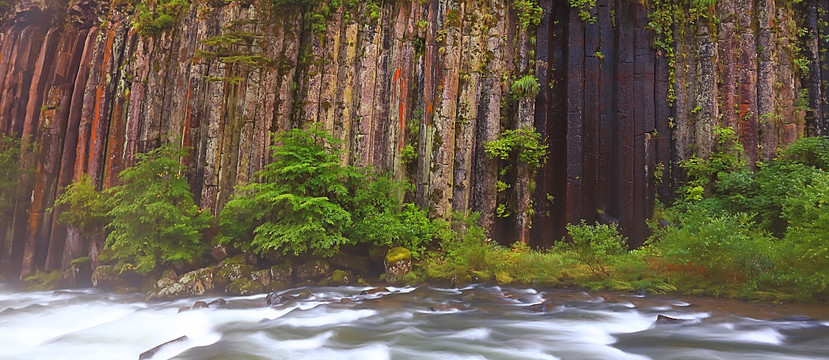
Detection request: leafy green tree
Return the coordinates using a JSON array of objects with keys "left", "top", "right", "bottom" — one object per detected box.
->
[
  {"left": 105, "top": 143, "right": 211, "bottom": 274},
  {"left": 221, "top": 126, "right": 358, "bottom": 257},
  {"left": 53, "top": 174, "right": 110, "bottom": 234},
  {"left": 221, "top": 126, "right": 444, "bottom": 258}
]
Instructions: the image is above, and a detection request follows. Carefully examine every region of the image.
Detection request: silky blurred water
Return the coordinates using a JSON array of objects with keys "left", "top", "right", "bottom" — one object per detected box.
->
[{"left": 1, "top": 283, "right": 828, "bottom": 360}]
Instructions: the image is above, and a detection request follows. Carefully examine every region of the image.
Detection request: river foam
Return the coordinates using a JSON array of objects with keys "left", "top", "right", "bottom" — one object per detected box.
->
[{"left": 1, "top": 284, "right": 828, "bottom": 360}]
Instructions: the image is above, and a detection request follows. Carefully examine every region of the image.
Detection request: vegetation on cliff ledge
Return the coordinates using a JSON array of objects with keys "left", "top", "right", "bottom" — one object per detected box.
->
[{"left": 16, "top": 126, "right": 829, "bottom": 303}]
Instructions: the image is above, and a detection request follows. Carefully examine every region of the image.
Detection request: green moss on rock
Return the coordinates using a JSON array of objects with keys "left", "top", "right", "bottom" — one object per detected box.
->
[
  {"left": 385, "top": 247, "right": 412, "bottom": 263},
  {"left": 226, "top": 278, "right": 264, "bottom": 296}
]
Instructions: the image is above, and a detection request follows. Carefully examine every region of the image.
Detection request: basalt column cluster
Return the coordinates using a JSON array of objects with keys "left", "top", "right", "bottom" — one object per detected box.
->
[{"left": 0, "top": 0, "right": 822, "bottom": 278}]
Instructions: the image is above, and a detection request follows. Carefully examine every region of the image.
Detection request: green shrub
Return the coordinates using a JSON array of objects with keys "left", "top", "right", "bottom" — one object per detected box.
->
[
  {"left": 778, "top": 172, "right": 829, "bottom": 295},
  {"left": 557, "top": 221, "right": 627, "bottom": 276},
  {"left": 134, "top": 0, "right": 190, "bottom": 37},
  {"left": 220, "top": 126, "right": 353, "bottom": 257},
  {"left": 679, "top": 126, "right": 744, "bottom": 201},
  {"left": 513, "top": 0, "right": 543, "bottom": 30},
  {"left": 510, "top": 75, "right": 541, "bottom": 99},
  {"left": 651, "top": 204, "right": 775, "bottom": 285},
  {"left": 220, "top": 126, "right": 443, "bottom": 258},
  {"left": 484, "top": 126, "right": 547, "bottom": 174},
  {"left": 54, "top": 174, "right": 110, "bottom": 234},
  {"left": 105, "top": 142, "right": 211, "bottom": 274}
]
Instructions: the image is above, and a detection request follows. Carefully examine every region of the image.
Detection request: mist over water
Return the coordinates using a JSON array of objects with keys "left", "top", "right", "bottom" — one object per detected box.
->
[{"left": 1, "top": 284, "right": 828, "bottom": 360}]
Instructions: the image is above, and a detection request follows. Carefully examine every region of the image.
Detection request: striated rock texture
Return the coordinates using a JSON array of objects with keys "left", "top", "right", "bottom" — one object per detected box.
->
[{"left": 0, "top": 0, "right": 821, "bottom": 277}]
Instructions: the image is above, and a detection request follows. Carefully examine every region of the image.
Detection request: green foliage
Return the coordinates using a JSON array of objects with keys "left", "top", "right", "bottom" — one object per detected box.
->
[
  {"left": 196, "top": 24, "right": 276, "bottom": 73},
  {"left": 0, "top": 135, "right": 21, "bottom": 215},
  {"left": 54, "top": 174, "right": 110, "bottom": 234},
  {"left": 651, "top": 205, "right": 775, "bottom": 285},
  {"left": 134, "top": 0, "right": 190, "bottom": 37},
  {"left": 105, "top": 142, "right": 211, "bottom": 274},
  {"left": 648, "top": 136, "right": 829, "bottom": 300},
  {"left": 220, "top": 126, "right": 443, "bottom": 258},
  {"left": 557, "top": 221, "right": 627, "bottom": 276},
  {"left": 679, "top": 126, "right": 744, "bottom": 201},
  {"left": 221, "top": 126, "right": 353, "bottom": 257},
  {"left": 569, "top": 0, "right": 596, "bottom": 24},
  {"left": 401, "top": 144, "right": 417, "bottom": 164},
  {"left": 484, "top": 126, "right": 548, "bottom": 174},
  {"left": 513, "top": 0, "right": 543, "bottom": 30},
  {"left": 510, "top": 75, "right": 540, "bottom": 99},
  {"left": 779, "top": 172, "right": 829, "bottom": 294}
]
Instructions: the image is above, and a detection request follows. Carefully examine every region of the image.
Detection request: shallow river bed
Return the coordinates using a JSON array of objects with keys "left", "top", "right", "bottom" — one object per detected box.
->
[{"left": 1, "top": 283, "right": 828, "bottom": 360}]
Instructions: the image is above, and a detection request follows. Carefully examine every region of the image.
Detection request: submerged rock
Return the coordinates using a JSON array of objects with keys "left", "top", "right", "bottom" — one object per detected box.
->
[
  {"left": 208, "top": 298, "right": 227, "bottom": 306},
  {"left": 265, "top": 292, "right": 285, "bottom": 306},
  {"left": 527, "top": 300, "right": 556, "bottom": 313},
  {"left": 138, "top": 335, "right": 188, "bottom": 360},
  {"left": 360, "top": 287, "right": 388, "bottom": 295},
  {"left": 655, "top": 314, "right": 694, "bottom": 325},
  {"left": 192, "top": 301, "right": 209, "bottom": 310}
]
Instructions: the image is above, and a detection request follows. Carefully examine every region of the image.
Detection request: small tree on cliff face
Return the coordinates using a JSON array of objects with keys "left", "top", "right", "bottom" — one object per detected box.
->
[
  {"left": 105, "top": 143, "right": 211, "bottom": 274},
  {"left": 220, "top": 126, "right": 357, "bottom": 257},
  {"left": 220, "top": 126, "right": 442, "bottom": 258},
  {"left": 54, "top": 174, "right": 110, "bottom": 235}
]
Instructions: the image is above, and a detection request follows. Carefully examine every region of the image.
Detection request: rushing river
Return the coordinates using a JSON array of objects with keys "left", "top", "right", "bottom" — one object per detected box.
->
[{"left": 1, "top": 283, "right": 829, "bottom": 360}]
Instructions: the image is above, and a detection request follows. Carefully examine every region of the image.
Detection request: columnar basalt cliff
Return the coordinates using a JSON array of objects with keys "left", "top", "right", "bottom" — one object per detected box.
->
[{"left": 0, "top": 0, "right": 825, "bottom": 277}]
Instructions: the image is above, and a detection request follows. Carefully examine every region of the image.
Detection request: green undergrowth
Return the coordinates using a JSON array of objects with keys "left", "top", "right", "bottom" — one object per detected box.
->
[{"left": 414, "top": 136, "right": 829, "bottom": 303}]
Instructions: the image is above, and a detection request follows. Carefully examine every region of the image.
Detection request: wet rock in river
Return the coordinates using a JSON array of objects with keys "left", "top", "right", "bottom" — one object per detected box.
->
[
  {"left": 191, "top": 301, "right": 209, "bottom": 309},
  {"left": 208, "top": 298, "right": 227, "bottom": 306},
  {"left": 265, "top": 292, "right": 285, "bottom": 306},
  {"left": 655, "top": 314, "right": 694, "bottom": 325},
  {"left": 138, "top": 335, "right": 188, "bottom": 360},
  {"left": 527, "top": 300, "right": 556, "bottom": 313},
  {"left": 360, "top": 287, "right": 388, "bottom": 295},
  {"left": 225, "top": 278, "right": 264, "bottom": 296},
  {"left": 384, "top": 247, "right": 412, "bottom": 283}
]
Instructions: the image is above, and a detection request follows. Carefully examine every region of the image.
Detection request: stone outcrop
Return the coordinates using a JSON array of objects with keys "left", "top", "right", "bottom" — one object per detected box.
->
[{"left": 0, "top": 0, "right": 823, "bottom": 278}]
